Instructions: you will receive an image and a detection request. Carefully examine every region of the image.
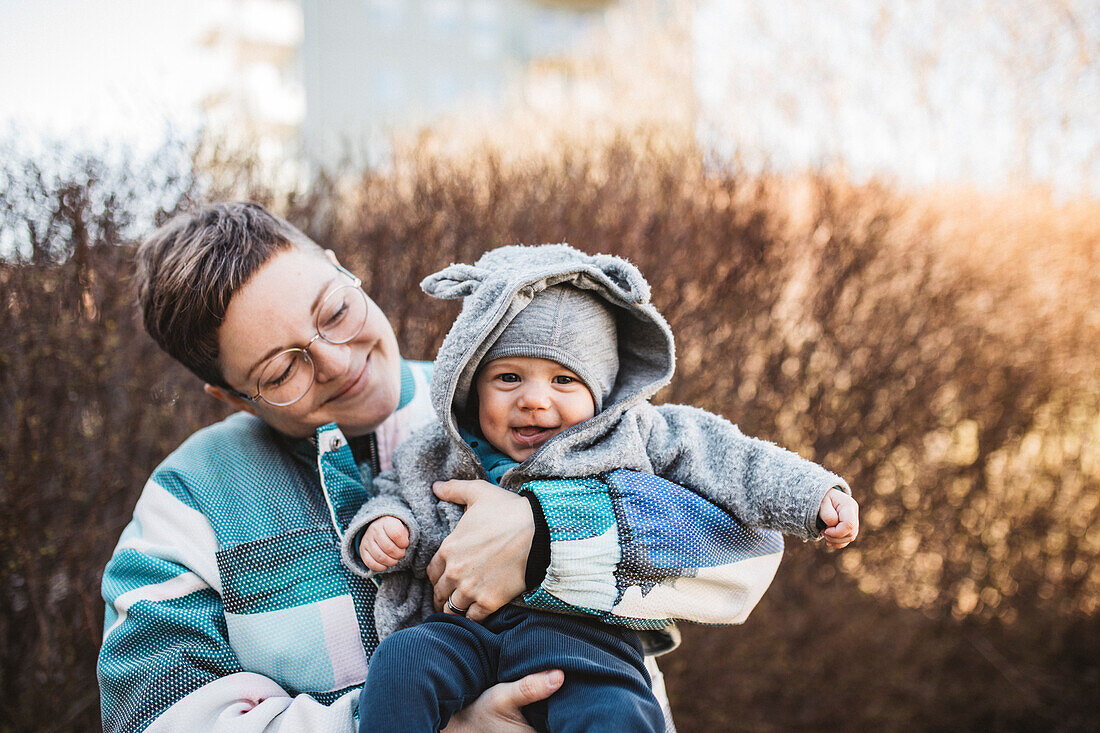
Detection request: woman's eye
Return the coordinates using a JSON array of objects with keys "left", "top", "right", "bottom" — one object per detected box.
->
[
  {"left": 265, "top": 364, "right": 293, "bottom": 387},
  {"left": 323, "top": 301, "right": 349, "bottom": 327}
]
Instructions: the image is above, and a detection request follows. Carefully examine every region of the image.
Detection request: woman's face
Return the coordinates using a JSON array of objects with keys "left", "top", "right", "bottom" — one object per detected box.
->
[{"left": 215, "top": 247, "right": 402, "bottom": 438}]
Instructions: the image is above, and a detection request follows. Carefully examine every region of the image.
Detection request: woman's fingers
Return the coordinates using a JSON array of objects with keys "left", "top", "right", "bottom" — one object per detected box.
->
[
  {"left": 443, "top": 588, "right": 475, "bottom": 616},
  {"left": 428, "top": 480, "right": 533, "bottom": 615}
]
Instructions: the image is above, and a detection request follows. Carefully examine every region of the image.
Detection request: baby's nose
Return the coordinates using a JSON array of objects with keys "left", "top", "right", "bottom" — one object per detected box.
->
[{"left": 518, "top": 384, "right": 553, "bottom": 409}]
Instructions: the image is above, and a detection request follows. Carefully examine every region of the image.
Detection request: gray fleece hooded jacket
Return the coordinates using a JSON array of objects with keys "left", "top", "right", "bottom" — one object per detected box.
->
[{"left": 341, "top": 244, "right": 849, "bottom": 641}]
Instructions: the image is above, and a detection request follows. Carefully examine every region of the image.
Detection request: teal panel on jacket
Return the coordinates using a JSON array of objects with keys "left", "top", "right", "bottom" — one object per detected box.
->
[
  {"left": 99, "top": 588, "right": 239, "bottom": 733},
  {"left": 151, "top": 413, "right": 314, "bottom": 547},
  {"left": 522, "top": 475, "right": 616, "bottom": 542},
  {"left": 102, "top": 547, "right": 189, "bottom": 601},
  {"left": 218, "top": 527, "right": 350, "bottom": 614},
  {"left": 316, "top": 425, "right": 371, "bottom": 536}
]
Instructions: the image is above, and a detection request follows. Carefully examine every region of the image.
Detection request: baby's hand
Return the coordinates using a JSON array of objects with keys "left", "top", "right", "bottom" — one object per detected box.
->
[
  {"left": 818, "top": 488, "right": 860, "bottom": 549},
  {"left": 359, "top": 516, "right": 410, "bottom": 571}
]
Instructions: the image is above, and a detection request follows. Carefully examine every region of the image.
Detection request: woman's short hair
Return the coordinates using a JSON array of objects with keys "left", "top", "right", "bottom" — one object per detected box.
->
[{"left": 135, "top": 201, "right": 322, "bottom": 389}]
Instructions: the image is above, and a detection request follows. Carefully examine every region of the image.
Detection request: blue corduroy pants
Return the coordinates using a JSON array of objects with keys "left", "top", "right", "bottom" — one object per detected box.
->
[{"left": 358, "top": 604, "right": 664, "bottom": 733}]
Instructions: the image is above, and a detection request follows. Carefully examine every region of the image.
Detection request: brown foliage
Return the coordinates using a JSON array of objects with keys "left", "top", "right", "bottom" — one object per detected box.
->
[{"left": 0, "top": 133, "right": 1096, "bottom": 731}]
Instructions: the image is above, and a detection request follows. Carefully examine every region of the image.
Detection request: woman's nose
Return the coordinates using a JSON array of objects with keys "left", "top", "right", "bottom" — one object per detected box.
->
[{"left": 310, "top": 340, "right": 351, "bottom": 383}]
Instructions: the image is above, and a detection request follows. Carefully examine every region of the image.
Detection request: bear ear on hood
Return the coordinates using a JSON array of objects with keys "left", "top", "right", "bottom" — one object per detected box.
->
[
  {"left": 590, "top": 254, "right": 651, "bottom": 304},
  {"left": 421, "top": 263, "right": 487, "bottom": 300}
]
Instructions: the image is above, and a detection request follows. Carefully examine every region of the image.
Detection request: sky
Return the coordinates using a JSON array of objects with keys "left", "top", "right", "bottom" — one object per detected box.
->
[
  {"left": 0, "top": 0, "right": 217, "bottom": 150},
  {"left": 0, "top": 0, "right": 1096, "bottom": 196},
  {"left": 694, "top": 0, "right": 1099, "bottom": 196}
]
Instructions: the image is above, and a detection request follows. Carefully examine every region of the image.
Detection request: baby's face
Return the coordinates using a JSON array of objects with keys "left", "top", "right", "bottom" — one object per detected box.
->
[{"left": 475, "top": 356, "right": 596, "bottom": 462}]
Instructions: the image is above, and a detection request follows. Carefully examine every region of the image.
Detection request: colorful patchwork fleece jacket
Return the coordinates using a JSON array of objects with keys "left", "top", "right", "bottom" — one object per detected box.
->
[{"left": 98, "top": 350, "right": 807, "bottom": 732}]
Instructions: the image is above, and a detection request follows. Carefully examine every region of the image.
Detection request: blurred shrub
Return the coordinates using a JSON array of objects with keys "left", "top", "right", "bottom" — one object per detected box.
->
[{"left": 0, "top": 130, "right": 1096, "bottom": 731}]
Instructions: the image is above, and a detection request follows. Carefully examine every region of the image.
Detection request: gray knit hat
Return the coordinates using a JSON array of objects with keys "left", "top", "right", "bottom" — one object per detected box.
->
[{"left": 481, "top": 284, "right": 619, "bottom": 411}]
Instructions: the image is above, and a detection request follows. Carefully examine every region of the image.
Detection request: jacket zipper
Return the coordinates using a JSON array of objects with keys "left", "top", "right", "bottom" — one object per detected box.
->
[{"left": 367, "top": 432, "right": 381, "bottom": 478}]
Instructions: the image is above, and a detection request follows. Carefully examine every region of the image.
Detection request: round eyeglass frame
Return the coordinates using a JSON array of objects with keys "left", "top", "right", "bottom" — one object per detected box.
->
[{"left": 237, "top": 266, "right": 369, "bottom": 407}]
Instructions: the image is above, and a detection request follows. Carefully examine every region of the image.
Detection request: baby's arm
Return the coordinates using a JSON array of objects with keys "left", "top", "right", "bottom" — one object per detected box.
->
[
  {"left": 641, "top": 402, "right": 851, "bottom": 541},
  {"left": 342, "top": 425, "right": 480, "bottom": 581},
  {"left": 359, "top": 515, "right": 411, "bottom": 571},
  {"left": 341, "top": 468, "right": 424, "bottom": 578}
]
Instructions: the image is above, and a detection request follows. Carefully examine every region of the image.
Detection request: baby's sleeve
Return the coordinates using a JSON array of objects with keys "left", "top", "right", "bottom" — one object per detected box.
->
[{"left": 642, "top": 403, "right": 849, "bottom": 540}]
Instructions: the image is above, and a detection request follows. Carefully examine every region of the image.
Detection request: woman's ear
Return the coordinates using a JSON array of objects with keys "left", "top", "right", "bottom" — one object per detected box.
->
[{"left": 204, "top": 383, "right": 258, "bottom": 416}]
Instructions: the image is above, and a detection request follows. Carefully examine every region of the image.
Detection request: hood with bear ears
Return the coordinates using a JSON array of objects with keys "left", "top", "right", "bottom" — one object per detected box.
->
[{"left": 421, "top": 244, "right": 675, "bottom": 448}]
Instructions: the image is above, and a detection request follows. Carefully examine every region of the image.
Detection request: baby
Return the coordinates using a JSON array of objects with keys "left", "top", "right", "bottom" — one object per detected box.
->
[{"left": 342, "top": 245, "right": 858, "bottom": 732}]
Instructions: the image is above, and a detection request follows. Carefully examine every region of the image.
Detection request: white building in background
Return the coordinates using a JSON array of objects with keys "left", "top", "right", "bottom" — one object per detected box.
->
[
  {"left": 199, "top": 0, "right": 615, "bottom": 171},
  {"left": 195, "top": 0, "right": 1097, "bottom": 194},
  {"left": 297, "top": 0, "right": 612, "bottom": 169},
  {"left": 200, "top": 0, "right": 306, "bottom": 162}
]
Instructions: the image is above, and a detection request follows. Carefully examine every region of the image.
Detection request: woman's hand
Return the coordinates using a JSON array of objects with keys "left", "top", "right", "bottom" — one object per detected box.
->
[
  {"left": 442, "top": 670, "right": 564, "bottom": 732},
  {"left": 427, "top": 479, "right": 534, "bottom": 622}
]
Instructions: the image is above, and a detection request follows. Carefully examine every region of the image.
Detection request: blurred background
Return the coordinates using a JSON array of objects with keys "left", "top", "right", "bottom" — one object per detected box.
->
[{"left": 1, "top": 1, "right": 1097, "bottom": 730}]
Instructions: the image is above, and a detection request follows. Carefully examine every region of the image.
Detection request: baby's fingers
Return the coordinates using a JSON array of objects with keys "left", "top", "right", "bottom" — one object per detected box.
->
[
  {"left": 362, "top": 542, "right": 392, "bottom": 571},
  {"left": 366, "top": 533, "right": 406, "bottom": 566},
  {"left": 363, "top": 553, "right": 389, "bottom": 572},
  {"left": 370, "top": 525, "right": 406, "bottom": 558},
  {"left": 383, "top": 520, "right": 410, "bottom": 548},
  {"left": 824, "top": 520, "right": 858, "bottom": 548},
  {"left": 818, "top": 490, "right": 842, "bottom": 528}
]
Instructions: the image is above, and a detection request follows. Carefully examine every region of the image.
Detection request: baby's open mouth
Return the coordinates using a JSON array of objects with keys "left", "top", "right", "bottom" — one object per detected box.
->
[{"left": 511, "top": 426, "right": 557, "bottom": 446}]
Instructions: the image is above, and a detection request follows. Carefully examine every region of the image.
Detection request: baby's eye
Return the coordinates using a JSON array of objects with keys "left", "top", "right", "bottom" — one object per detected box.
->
[
  {"left": 497, "top": 373, "right": 520, "bottom": 383},
  {"left": 552, "top": 375, "right": 576, "bottom": 385}
]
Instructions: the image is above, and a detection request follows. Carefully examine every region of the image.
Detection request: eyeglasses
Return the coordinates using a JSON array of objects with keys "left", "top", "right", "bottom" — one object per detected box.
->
[{"left": 241, "top": 265, "right": 369, "bottom": 407}]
